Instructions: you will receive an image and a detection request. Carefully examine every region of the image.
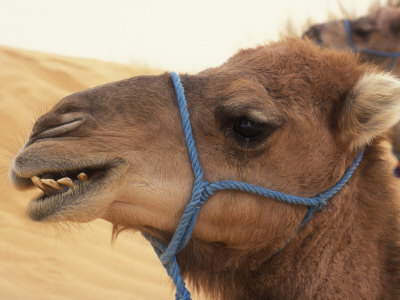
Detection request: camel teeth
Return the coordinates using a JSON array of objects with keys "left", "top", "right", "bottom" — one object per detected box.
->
[
  {"left": 31, "top": 176, "right": 52, "bottom": 195},
  {"left": 77, "top": 172, "right": 88, "bottom": 181},
  {"left": 57, "top": 177, "right": 73, "bottom": 187},
  {"left": 41, "top": 178, "right": 63, "bottom": 191},
  {"left": 31, "top": 176, "right": 42, "bottom": 189}
]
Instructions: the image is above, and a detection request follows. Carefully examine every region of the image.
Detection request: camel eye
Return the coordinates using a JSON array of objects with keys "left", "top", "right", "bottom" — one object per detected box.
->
[
  {"left": 228, "top": 117, "right": 278, "bottom": 147},
  {"left": 353, "top": 28, "right": 372, "bottom": 38},
  {"left": 216, "top": 106, "right": 281, "bottom": 148},
  {"left": 233, "top": 119, "right": 263, "bottom": 142}
]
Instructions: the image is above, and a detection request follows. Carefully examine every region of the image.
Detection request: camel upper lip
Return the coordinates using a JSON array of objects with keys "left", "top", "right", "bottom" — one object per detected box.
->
[{"left": 10, "top": 157, "right": 127, "bottom": 190}]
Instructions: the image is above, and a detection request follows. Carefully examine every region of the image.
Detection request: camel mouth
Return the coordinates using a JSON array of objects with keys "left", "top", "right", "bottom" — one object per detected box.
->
[{"left": 27, "top": 159, "right": 126, "bottom": 221}]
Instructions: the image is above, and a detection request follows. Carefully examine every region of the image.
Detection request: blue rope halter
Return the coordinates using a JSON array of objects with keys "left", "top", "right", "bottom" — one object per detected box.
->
[
  {"left": 344, "top": 19, "right": 400, "bottom": 71},
  {"left": 142, "top": 71, "right": 364, "bottom": 300}
]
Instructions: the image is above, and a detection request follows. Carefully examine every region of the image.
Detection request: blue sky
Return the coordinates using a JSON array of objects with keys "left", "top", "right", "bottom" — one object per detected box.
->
[{"left": 0, "top": 0, "right": 374, "bottom": 72}]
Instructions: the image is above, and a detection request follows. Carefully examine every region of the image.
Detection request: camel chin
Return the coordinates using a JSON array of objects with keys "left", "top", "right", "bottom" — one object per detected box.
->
[{"left": 10, "top": 156, "right": 128, "bottom": 222}]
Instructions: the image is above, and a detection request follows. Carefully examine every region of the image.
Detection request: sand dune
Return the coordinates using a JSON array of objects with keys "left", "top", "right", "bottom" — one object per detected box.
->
[{"left": 0, "top": 46, "right": 203, "bottom": 299}]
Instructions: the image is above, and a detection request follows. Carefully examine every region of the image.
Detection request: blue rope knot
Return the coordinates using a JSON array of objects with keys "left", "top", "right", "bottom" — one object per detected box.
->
[
  {"left": 201, "top": 181, "right": 215, "bottom": 198},
  {"left": 314, "top": 193, "right": 327, "bottom": 210},
  {"left": 142, "top": 71, "right": 365, "bottom": 300}
]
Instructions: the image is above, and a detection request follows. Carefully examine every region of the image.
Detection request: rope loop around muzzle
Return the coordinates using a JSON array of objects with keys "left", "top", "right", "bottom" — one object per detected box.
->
[{"left": 142, "top": 71, "right": 364, "bottom": 300}]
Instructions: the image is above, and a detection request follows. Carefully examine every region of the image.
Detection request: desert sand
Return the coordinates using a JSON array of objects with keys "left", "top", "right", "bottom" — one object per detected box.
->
[{"left": 0, "top": 46, "right": 203, "bottom": 299}]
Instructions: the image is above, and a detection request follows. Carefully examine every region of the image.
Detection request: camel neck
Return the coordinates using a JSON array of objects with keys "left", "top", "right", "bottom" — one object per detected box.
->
[
  {"left": 178, "top": 208, "right": 382, "bottom": 299},
  {"left": 178, "top": 145, "right": 400, "bottom": 299},
  {"left": 261, "top": 147, "right": 400, "bottom": 299}
]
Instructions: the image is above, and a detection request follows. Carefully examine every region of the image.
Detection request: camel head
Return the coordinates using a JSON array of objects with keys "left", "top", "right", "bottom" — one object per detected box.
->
[
  {"left": 303, "top": 6, "right": 400, "bottom": 157},
  {"left": 9, "top": 39, "right": 400, "bottom": 254},
  {"left": 303, "top": 6, "right": 400, "bottom": 64}
]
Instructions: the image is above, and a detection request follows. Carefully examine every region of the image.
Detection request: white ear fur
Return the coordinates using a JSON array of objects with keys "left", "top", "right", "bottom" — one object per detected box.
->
[{"left": 339, "top": 72, "right": 400, "bottom": 149}]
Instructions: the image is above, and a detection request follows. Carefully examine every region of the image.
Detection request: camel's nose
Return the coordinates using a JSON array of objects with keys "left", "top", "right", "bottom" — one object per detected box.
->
[{"left": 303, "top": 25, "right": 323, "bottom": 45}]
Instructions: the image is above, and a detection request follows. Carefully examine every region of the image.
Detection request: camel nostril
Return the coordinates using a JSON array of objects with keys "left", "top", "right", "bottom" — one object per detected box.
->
[{"left": 27, "top": 118, "right": 84, "bottom": 146}]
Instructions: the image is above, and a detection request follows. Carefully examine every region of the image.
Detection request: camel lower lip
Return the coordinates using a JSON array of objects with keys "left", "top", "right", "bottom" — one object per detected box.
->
[
  {"left": 25, "top": 158, "right": 127, "bottom": 221},
  {"left": 28, "top": 173, "right": 102, "bottom": 221}
]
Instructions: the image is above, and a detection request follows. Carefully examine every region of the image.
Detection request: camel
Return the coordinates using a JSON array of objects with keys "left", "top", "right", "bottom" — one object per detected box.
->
[
  {"left": 9, "top": 38, "right": 400, "bottom": 299},
  {"left": 303, "top": 5, "right": 400, "bottom": 156}
]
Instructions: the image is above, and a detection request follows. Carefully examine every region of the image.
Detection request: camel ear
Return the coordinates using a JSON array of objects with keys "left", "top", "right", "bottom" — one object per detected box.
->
[{"left": 337, "top": 72, "right": 400, "bottom": 149}]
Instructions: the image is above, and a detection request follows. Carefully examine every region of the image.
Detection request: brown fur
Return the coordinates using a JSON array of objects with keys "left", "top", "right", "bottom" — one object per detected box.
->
[{"left": 10, "top": 39, "right": 400, "bottom": 299}]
